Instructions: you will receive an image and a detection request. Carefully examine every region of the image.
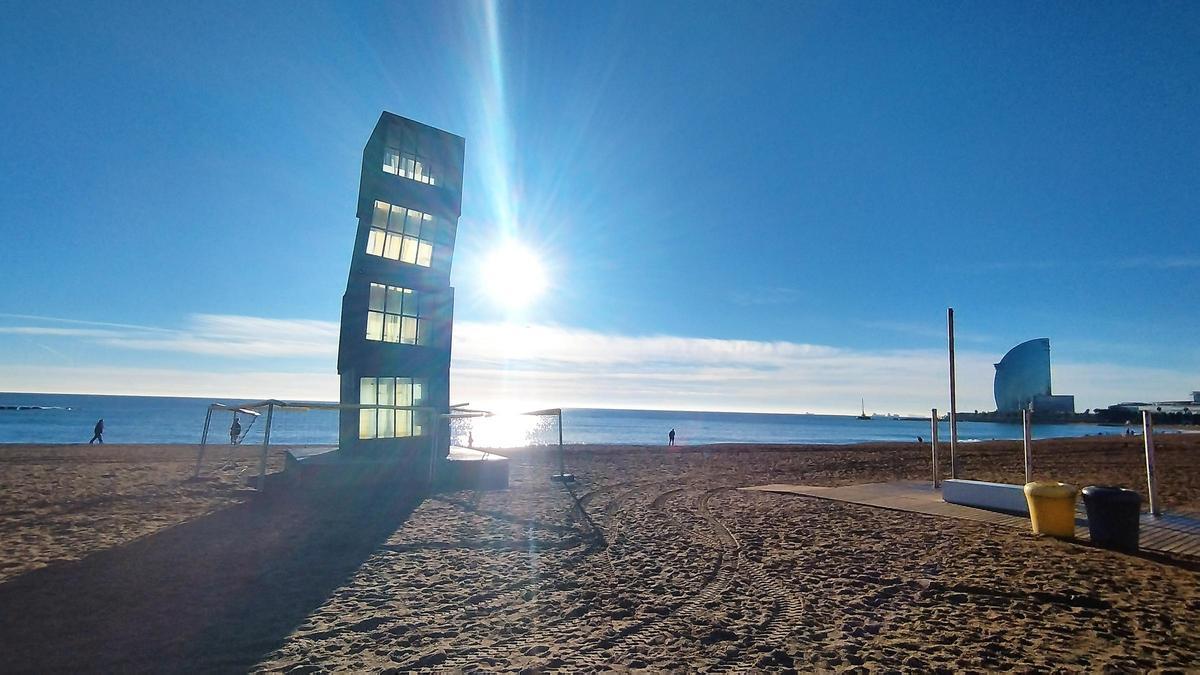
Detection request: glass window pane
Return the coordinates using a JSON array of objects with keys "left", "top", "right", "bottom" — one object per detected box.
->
[
  {"left": 404, "top": 209, "right": 422, "bottom": 235},
  {"left": 413, "top": 381, "right": 424, "bottom": 404},
  {"left": 383, "top": 149, "right": 399, "bottom": 175},
  {"left": 377, "top": 409, "right": 394, "bottom": 438},
  {"left": 365, "top": 229, "right": 385, "bottom": 257},
  {"left": 397, "top": 410, "right": 412, "bottom": 437},
  {"left": 401, "top": 289, "right": 418, "bottom": 316},
  {"left": 404, "top": 157, "right": 416, "bottom": 177},
  {"left": 372, "top": 201, "right": 390, "bottom": 227},
  {"left": 386, "top": 286, "right": 405, "bottom": 313},
  {"left": 377, "top": 377, "right": 395, "bottom": 405},
  {"left": 384, "top": 233, "right": 402, "bottom": 260},
  {"left": 401, "top": 317, "right": 418, "bottom": 344},
  {"left": 359, "top": 409, "right": 376, "bottom": 439},
  {"left": 360, "top": 377, "right": 376, "bottom": 405},
  {"left": 395, "top": 378, "right": 412, "bottom": 406},
  {"left": 416, "top": 241, "right": 433, "bottom": 267},
  {"left": 400, "top": 236, "right": 418, "bottom": 264},
  {"left": 383, "top": 313, "right": 400, "bottom": 343},
  {"left": 368, "top": 283, "right": 385, "bottom": 311},
  {"left": 388, "top": 205, "right": 405, "bottom": 231},
  {"left": 416, "top": 320, "right": 428, "bottom": 346},
  {"left": 366, "top": 311, "right": 384, "bottom": 341}
]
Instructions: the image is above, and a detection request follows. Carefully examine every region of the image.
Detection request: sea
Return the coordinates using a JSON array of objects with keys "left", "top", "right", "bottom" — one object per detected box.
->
[{"left": 0, "top": 392, "right": 1126, "bottom": 447}]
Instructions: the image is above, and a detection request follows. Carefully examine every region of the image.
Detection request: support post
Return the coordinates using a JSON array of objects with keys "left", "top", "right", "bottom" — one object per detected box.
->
[
  {"left": 258, "top": 403, "right": 274, "bottom": 491},
  {"left": 1143, "top": 410, "right": 1161, "bottom": 516},
  {"left": 551, "top": 408, "right": 574, "bottom": 482},
  {"left": 930, "top": 408, "right": 940, "bottom": 488},
  {"left": 1022, "top": 408, "right": 1033, "bottom": 484},
  {"left": 947, "top": 308, "right": 959, "bottom": 478},
  {"left": 194, "top": 407, "right": 213, "bottom": 479}
]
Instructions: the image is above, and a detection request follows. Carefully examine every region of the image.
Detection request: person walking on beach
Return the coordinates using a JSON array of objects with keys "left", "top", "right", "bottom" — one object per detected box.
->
[
  {"left": 89, "top": 419, "right": 104, "bottom": 444},
  {"left": 229, "top": 416, "right": 242, "bottom": 445},
  {"left": 668, "top": 428, "right": 676, "bottom": 446}
]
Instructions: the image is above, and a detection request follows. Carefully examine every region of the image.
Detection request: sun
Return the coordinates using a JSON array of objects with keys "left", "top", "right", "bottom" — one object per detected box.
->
[{"left": 483, "top": 240, "right": 547, "bottom": 310}]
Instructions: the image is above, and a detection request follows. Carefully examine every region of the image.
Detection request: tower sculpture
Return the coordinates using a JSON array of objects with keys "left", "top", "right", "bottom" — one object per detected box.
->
[{"left": 336, "top": 112, "right": 465, "bottom": 473}]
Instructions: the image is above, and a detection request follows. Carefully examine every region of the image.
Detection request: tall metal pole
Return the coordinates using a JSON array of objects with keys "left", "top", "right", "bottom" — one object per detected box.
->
[
  {"left": 947, "top": 308, "right": 959, "bottom": 478},
  {"left": 1142, "top": 410, "right": 1161, "bottom": 516},
  {"left": 930, "top": 408, "right": 940, "bottom": 488},
  {"left": 258, "top": 403, "right": 274, "bottom": 491},
  {"left": 194, "top": 407, "right": 213, "bottom": 479},
  {"left": 558, "top": 408, "right": 565, "bottom": 477},
  {"left": 1022, "top": 408, "right": 1033, "bottom": 484}
]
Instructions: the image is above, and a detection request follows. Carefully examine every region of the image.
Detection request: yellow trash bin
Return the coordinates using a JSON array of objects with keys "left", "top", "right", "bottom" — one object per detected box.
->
[{"left": 1023, "top": 481, "right": 1078, "bottom": 538}]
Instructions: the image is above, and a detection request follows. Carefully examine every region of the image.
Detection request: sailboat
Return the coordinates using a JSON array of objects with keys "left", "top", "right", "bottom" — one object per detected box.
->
[{"left": 857, "top": 399, "right": 872, "bottom": 420}]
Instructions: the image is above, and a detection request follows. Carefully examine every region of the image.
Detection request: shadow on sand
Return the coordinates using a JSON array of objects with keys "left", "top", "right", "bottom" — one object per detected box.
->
[{"left": 0, "top": 483, "right": 420, "bottom": 673}]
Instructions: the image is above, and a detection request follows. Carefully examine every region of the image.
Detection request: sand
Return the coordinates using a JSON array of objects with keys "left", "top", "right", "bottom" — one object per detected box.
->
[{"left": 1, "top": 435, "right": 1198, "bottom": 671}]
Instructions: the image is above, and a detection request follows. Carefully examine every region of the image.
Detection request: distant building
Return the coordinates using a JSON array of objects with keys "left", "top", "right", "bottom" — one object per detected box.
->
[
  {"left": 1111, "top": 391, "right": 1200, "bottom": 415},
  {"left": 994, "top": 338, "right": 1075, "bottom": 414},
  {"left": 336, "top": 112, "right": 465, "bottom": 470}
]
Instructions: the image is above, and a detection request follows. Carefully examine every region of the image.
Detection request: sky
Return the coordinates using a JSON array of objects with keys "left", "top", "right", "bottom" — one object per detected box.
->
[{"left": 1, "top": 1, "right": 1197, "bottom": 415}]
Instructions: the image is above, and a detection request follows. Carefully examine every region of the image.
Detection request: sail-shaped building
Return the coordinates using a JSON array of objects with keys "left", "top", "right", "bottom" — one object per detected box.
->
[{"left": 993, "top": 338, "right": 1074, "bottom": 414}]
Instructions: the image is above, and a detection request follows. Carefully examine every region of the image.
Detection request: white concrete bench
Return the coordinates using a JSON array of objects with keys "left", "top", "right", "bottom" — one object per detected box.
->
[{"left": 942, "top": 479, "right": 1029, "bottom": 515}]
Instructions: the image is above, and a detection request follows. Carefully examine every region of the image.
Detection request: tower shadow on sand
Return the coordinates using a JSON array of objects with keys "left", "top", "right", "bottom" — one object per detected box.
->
[{"left": 0, "top": 483, "right": 420, "bottom": 673}]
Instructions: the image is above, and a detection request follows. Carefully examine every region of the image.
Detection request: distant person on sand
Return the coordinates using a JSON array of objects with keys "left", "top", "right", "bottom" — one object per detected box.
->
[
  {"left": 230, "top": 416, "right": 241, "bottom": 445},
  {"left": 668, "top": 428, "right": 676, "bottom": 446},
  {"left": 917, "top": 436, "right": 923, "bottom": 444},
  {"left": 468, "top": 431, "right": 474, "bottom": 448},
  {"left": 89, "top": 419, "right": 104, "bottom": 444}
]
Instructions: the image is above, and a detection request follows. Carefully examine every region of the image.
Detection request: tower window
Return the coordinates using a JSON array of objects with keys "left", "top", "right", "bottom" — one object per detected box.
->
[
  {"left": 359, "top": 376, "right": 427, "bottom": 439},
  {"left": 364, "top": 200, "right": 435, "bottom": 267},
  {"left": 382, "top": 132, "right": 439, "bottom": 185},
  {"left": 366, "top": 282, "right": 426, "bottom": 345}
]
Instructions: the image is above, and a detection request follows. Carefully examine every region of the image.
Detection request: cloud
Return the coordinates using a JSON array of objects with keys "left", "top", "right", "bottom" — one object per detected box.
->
[
  {"left": 1, "top": 313, "right": 1193, "bottom": 415},
  {"left": 1114, "top": 256, "right": 1200, "bottom": 270},
  {"left": 1, "top": 314, "right": 337, "bottom": 358}
]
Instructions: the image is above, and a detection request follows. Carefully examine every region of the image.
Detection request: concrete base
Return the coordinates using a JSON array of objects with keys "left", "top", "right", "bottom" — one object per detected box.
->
[
  {"left": 440, "top": 446, "right": 510, "bottom": 491},
  {"left": 942, "top": 479, "right": 1030, "bottom": 516}
]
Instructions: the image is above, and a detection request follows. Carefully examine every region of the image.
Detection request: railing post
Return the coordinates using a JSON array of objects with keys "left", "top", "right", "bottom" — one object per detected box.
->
[
  {"left": 1022, "top": 408, "right": 1033, "bottom": 484},
  {"left": 947, "top": 308, "right": 959, "bottom": 478},
  {"left": 258, "top": 403, "right": 274, "bottom": 491},
  {"left": 930, "top": 408, "right": 940, "bottom": 488},
  {"left": 1143, "top": 410, "right": 1161, "bottom": 516},
  {"left": 194, "top": 407, "right": 213, "bottom": 479}
]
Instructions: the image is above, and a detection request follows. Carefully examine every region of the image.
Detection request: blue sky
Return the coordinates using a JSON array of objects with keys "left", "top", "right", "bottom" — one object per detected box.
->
[{"left": 1, "top": 1, "right": 1197, "bottom": 414}]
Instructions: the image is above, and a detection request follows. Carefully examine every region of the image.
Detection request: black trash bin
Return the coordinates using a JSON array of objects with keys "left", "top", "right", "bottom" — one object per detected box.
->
[{"left": 1081, "top": 486, "right": 1142, "bottom": 552}]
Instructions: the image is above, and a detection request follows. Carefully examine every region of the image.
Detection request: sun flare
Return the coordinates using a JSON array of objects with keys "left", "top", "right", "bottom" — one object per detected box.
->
[{"left": 483, "top": 240, "right": 547, "bottom": 310}]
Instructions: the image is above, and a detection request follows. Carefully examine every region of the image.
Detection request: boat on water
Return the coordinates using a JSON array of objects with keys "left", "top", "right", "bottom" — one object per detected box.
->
[{"left": 857, "top": 399, "right": 871, "bottom": 420}]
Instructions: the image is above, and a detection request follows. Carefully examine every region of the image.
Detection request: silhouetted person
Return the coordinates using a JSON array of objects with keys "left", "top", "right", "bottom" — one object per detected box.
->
[
  {"left": 230, "top": 416, "right": 242, "bottom": 445},
  {"left": 89, "top": 419, "right": 104, "bottom": 444},
  {"left": 668, "top": 428, "right": 676, "bottom": 446}
]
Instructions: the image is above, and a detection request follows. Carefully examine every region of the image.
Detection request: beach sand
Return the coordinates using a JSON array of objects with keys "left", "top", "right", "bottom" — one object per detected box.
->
[{"left": 1, "top": 435, "right": 1197, "bottom": 671}]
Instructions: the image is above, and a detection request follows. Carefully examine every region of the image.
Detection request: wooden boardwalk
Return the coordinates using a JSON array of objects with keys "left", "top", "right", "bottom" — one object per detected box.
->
[{"left": 743, "top": 481, "right": 1200, "bottom": 558}]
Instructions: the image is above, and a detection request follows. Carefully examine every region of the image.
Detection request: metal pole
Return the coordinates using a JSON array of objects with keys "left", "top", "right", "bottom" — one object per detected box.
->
[
  {"left": 558, "top": 408, "right": 565, "bottom": 477},
  {"left": 1022, "top": 408, "right": 1033, "bottom": 484},
  {"left": 194, "top": 407, "right": 213, "bottom": 479},
  {"left": 258, "top": 403, "right": 274, "bottom": 491},
  {"left": 947, "top": 308, "right": 959, "bottom": 478},
  {"left": 930, "top": 408, "right": 940, "bottom": 488},
  {"left": 1143, "top": 410, "right": 1161, "bottom": 516}
]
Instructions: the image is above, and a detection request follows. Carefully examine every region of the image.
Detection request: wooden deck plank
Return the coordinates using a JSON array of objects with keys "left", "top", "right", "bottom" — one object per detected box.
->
[{"left": 742, "top": 481, "right": 1200, "bottom": 559}]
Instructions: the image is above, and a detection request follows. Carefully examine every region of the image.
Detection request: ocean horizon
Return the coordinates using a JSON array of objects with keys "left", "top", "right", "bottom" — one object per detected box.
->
[{"left": 0, "top": 392, "right": 1128, "bottom": 447}]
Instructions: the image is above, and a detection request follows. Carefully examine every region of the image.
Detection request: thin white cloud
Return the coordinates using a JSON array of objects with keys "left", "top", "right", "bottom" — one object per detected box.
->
[
  {"left": 1, "top": 313, "right": 1193, "bottom": 415},
  {"left": 1, "top": 314, "right": 337, "bottom": 358}
]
